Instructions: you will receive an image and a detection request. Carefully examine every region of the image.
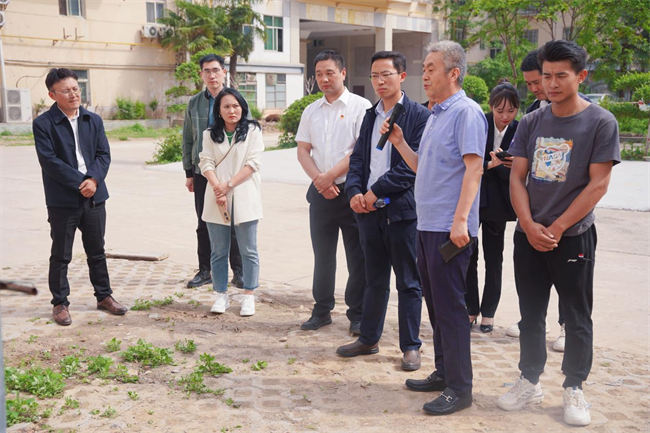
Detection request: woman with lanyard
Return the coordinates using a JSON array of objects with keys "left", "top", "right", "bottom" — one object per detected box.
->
[
  {"left": 199, "top": 88, "right": 264, "bottom": 317},
  {"left": 465, "top": 79, "right": 520, "bottom": 333}
]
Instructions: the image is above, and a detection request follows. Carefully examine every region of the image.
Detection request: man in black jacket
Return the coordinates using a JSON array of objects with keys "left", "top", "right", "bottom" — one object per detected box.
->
[
  {"left": 335, "top": 51, "right": 430, "bottom": 371},
  {"left": 33, "top": 68, "right": 127, "bottom": 326}
]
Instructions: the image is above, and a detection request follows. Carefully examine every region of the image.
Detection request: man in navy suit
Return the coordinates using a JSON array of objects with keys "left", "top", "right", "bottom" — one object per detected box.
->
[
  {"left": 335, "top": 51, "right": 430, "bottom": 371},
  {"left": 33, "top": 68, "right": 127, "bottom": 326}
]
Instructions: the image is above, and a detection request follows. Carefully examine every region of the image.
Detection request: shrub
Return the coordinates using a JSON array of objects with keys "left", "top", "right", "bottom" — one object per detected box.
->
[
  {"left": 278, "top": 92, "right": 323, "bottom": 149},
  {"left": 462, "top": 75, "right": 489, "bottom": 104},
  {"left": 600, "top": 100, "right": 650, "bottom": 120},
  {"left": 613, "top": 72, "right": 650, "bottom": 92},
  {"left": 115, "top": 97, "right": 146, "bottom": 120},
  {"left": 632, "top": 84, "right": 650, "bottom": 103},
  {"left": 148, "top": 99, "right": 159, "bottom": 112},
  {"left": 149, "top": 130, "right": 183, "bottom": 164},
  {"left": 166, "top": 103, "right": 187, "bottom": 116},
  {"left": 250, "top": 105, "right": 263, "bottom": 120},
  {"left": 618, "top": 117, "right": 649, "bottom": 135},
  {"left": 621, "top": 146, "right": 645, "bottom": 161}
]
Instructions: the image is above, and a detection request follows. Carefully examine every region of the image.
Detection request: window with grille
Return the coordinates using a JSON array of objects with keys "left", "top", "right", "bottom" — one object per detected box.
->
[
  {"left": 71, "top": 69, "right": 89, "bottom": 104},
  {"left": 265, "top": 74, "right": 286, "bottom": 109},
  {"left": 59, "top": 0, "right": 84, "bottom": 17},
  {"left": 523, "top": 29, "right": 539, "bottom": 45},
  {"left": 146, "top": 1, "right": 165, "bottom": 23},
  {"left": 237, "top": 73, "right": 257, "bottom": 107},
  {"left": 264, "top": 16, "right": 283, "bottom": 52}
]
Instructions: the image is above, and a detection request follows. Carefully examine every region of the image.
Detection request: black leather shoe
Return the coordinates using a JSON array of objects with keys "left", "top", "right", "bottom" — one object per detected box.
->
[
  {"left": 336, "top": 339, "right": 379, "bottom": 357},
  {"left": 423, "top": 388, "right": 472, "bottom": 415},
  {"left": 301, "top": 314, "right": 332, "bottom": 331},
  {"left": 405, "top": 372, "right": 446, "bottom": 392},
  {"left": 480, "top": 324, "right": 493, "bottom": 333},
  {"left": 230, "top": 271, "right": 244, "bottom": 289},
  {"left": 349, "top": 321, "right": 361, "bottom": 336},
  {"left": 187, "top": 270, "right": 211, "bottom": 288}
]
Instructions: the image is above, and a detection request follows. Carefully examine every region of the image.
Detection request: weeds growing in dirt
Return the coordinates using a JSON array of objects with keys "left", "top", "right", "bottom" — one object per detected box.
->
[
  {"left": 105, "top": 337, "right": 122, "bottom": 353},
  {"left": 196, "top": 353, "right": 232, "bottom": 376},
  {"left": 131, "top": 296, "right": 174, "bottom": 311},
  {"left": 122, "top": 339, "right": 174, "bottom": 368},
  {"left": 175, "top": 339, "right": 197, "bottom": 354},
  {"left": 5, "top": 366, "right": 65, "bottom": 398},
  {"left": 251, "top": 361, "right": 268, "bottom": 371}
]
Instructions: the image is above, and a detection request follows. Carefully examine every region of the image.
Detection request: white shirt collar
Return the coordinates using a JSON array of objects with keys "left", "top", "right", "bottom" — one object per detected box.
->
[
  {"left": 57, "top": 105, "right": 79, "bottom": 121},
  {"left": 376, "top": 91, "right": 405, "bottom": 116},
  {"left": 318, "top": 87, "right": 350, "bottom": 108}
]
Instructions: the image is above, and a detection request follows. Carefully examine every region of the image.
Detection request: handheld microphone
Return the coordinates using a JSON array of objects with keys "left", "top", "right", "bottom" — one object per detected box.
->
[{"left": 376, "top": 102, "right": 405, "bottom": 150}]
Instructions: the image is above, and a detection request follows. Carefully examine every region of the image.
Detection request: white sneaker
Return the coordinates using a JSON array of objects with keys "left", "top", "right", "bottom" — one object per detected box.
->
[
  {"left": 210, "top": 293, "right": 230, "bottom": 314},
  {"left": 506, "top": 322, "right": 520, "bottom": 337},
  {"left": 240, "top": 294, "right": 255, "bottom": 316},
  {"left": 553, "top": 324, "right": 566, "bottom": 352},
  {"left": 506, "top": 322, "right": 551, "bottom": 338},
  {"left": 497, "top": 376, "right": 544, "bottom": 411},
  {"left": 563, "top": 387, "right": 591, "bottom": 426}
]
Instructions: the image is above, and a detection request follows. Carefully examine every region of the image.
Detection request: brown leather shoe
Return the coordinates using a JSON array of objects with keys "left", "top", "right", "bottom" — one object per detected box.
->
[
  {"left": 336, "top": 339, "right": 379, "bottom": 357},
  {"left": 53, "top": 304, "right": 72, "bottom": 326},
  {"left": 97, "top": 296, "right": 128, "bottom": 315},
  {"left": 402, "top": 349, "right": 421, "bottom": 371}
]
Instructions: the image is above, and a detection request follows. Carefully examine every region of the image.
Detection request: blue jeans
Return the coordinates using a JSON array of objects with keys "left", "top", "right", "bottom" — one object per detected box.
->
[{"left": 206, "top": 220, "right": 259, "bottom": 293}]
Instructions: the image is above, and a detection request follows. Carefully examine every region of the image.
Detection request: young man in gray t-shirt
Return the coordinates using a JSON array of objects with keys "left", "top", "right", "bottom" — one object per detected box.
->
[{"left": 497, "top": 41, "right": 620, "bottom": 427}]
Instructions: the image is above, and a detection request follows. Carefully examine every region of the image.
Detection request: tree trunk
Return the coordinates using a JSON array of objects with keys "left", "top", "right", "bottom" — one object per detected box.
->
[{"left": 229, "top": 54, "right": 239, "bottom": 89}]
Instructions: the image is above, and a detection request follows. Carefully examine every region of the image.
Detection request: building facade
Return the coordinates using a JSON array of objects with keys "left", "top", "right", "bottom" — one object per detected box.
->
[{"left": 1, "top": 0, "right": 444, "bottom": 122}]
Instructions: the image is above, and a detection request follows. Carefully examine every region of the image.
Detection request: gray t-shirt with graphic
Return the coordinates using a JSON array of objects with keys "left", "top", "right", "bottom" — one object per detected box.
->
[{"left": 509, "top": 103, "right": 620, "bottom": 237}]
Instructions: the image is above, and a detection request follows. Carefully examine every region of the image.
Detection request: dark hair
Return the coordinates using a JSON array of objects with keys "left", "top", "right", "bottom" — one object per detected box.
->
[
  {"left": 537, "top": 40, "right": 587, "bottom": 74},
  {"left": 314, "top": 50, "right": 345, "bottom": 71},
  {"left": 209, "top": 88, "right": 260, "bottom": 144},
  {"left": 520, "top": 49, "right": 541, "bottom": 73},
  {"left": 199, "top": 54, "right": 225, "bottom": 70},
  {"left": 45, "top": 68, "right": 78, "bottom": 91},
  {"left": 489, "top": 78, "right": 520, "bottom": 109},
  {"left": 371, "top": 51, "right": 407, "bottom": 73}
]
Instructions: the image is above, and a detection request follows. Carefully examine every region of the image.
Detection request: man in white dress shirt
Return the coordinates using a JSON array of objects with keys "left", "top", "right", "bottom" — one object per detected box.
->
[{"left": 296, "top": 50, "right": 372, "bottom": 334}]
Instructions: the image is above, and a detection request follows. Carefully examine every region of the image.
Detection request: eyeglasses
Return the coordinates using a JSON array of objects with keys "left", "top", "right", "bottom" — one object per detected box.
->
[
  {"left": 54, "top": 88, "right": 81, "bottom": 96},
  {"left": 369, "top": 72, "right": 400, "bottom": 81},
  {"left": 202, "top": 68, "right": 224, "bottom": 76}
]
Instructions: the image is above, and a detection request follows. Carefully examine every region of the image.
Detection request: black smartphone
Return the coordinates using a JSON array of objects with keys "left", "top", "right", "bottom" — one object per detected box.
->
[
  {"left": 438, "top": 238, "right": 475, "bottom": 263},
  {"left": 495, "top": 151, "right": 512, "bottom": 161}
]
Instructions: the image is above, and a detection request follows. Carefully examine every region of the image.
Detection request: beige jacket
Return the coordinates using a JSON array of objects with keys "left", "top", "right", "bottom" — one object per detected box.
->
[{"left": 199, "top": 125, "right": 263, "bottom": 226}]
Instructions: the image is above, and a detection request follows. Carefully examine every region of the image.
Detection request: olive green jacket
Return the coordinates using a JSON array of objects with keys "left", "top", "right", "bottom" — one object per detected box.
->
[{"left": 182, "top": 89, "right": 211, "bottom": 178}]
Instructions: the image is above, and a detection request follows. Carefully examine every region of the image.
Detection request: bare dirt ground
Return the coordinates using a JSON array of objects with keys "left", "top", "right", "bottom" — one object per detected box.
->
[{"left": 2, "top": 257, "right": 649, "bottom": 433}]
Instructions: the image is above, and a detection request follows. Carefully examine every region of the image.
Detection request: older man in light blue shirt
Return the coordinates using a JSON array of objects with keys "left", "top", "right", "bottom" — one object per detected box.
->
[{"left": 384, "top": 41, "right": 487, "bottom": 416}]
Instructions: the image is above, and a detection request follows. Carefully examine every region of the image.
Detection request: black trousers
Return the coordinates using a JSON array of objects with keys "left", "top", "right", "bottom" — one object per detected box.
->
[
  {"left": 357, "top": 210, "right": 422, "bottom": 353},
  {"left": 307, "top": 184, "right": 365, "bottom": 322},
  {"left": 47, "top": 199, "right": 112, "bottom": 306},
  {"left": 465, "top": 220, "right": 507, "bottom": 318},
  {"left": 418, "top": 230, "right": 475, "bottom": 397},
  {"left": 514, "top": 225, "right": 596, "bottom": 389},
  {"left": 193, "top": 172, "right": 241, "bottom": 274}
]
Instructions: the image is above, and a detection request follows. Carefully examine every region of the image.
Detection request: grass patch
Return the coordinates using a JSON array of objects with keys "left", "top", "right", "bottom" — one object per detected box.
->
[
  {"left": 122, "top": 339, "right": 174, "bottom": 368},
  {"left": 59, "top": 355, "right": 82, "bottom": 378},
  {"left": 105, "top": 124, "right": 179, "bottom": 140},
  {"left": 131, "top": 296, "right": 174, "bottom": 311},
  {"left": 196, "top": 353, "right": 232, "bottom": 376},
  {"left": 5, "top": 366, "right": 66, "bottom": 398},
  {"left": 251, "top": 360, "right": 268, "bottom": 371},
  {"left": 175, "top": 339, "right": 197, "bottom": 354},
  {"left": 6, "top": 393, "right": 42, "bottom": 427},
  {"left": 105, "top": 337, "right": 122, "bottom": 353}
]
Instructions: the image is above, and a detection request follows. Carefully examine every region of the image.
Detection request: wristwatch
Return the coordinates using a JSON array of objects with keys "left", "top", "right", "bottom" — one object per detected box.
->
[{"left": 227, "top": 180, "right": 234, "bottom": 189}]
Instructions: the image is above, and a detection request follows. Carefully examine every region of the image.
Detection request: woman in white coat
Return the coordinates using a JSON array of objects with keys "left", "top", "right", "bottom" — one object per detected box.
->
[{"left": 199, "top": 88, "right": 263, "bottom": 316}]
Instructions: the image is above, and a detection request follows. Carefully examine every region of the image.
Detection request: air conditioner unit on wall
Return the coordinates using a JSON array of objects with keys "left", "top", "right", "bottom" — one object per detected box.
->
[
  {"left": 157, "top": 26, "right": 172, "bottom": 38},
  {"left": 141, "top": 24, "right": 158, "bottom": 39},
  {"left": 0, "top": 11, "right": 6, "bottom": 28},
  {"left": 0, "top": 0, "right": 9, "bottom": 12},
  {"left": 2, "top": 88, "right": 32, "bottom": 123}
]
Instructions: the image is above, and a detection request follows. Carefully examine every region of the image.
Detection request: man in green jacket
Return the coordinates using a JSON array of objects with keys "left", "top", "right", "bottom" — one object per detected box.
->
[{"left": 182, "top": 54, "right": 242, "bottom": 289}]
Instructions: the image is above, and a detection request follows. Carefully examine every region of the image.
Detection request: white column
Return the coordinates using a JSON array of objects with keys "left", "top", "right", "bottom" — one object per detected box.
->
[{"left": 375, "top": 14, "right": 393, "bottom": 52}]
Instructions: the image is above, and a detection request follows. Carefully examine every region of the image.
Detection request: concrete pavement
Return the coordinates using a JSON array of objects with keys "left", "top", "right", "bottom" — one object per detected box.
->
[{"left": 1, "top": 139, "right": 649, "bottom": 358}]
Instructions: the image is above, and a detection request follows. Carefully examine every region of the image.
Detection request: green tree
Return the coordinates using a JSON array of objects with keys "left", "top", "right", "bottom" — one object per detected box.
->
[
  {"left": 469, "top": 50, "right": 522, "bottom": 88},
  {"left": 450, "top": 0, "right": 536, "bottom": 81},
  {"left": 159, "top": 0, "right": 231, "bottom": 56},
  {"left": 218, "top": 0, "right": 266, "bottom": 89},
  {"left": 463, "top": 75, "right": 489, "bottom": 104}
]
